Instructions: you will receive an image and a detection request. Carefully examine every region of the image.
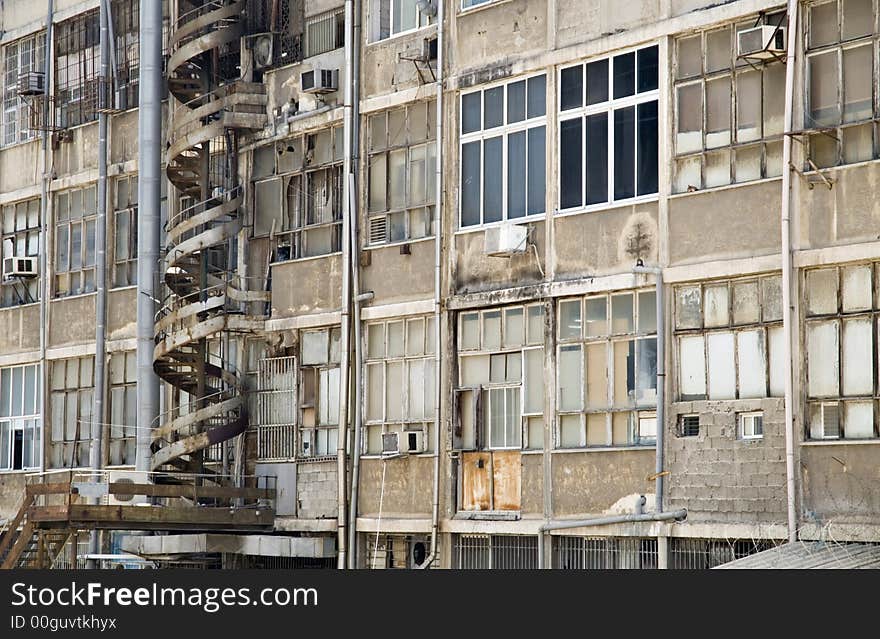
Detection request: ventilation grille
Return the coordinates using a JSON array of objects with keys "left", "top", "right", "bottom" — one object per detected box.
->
[
  {"left": 369, "top": 216, "right": 388, "bottom": 244},
  {"left": 679, "top": 415, "right": 699, "bottom": 437}
]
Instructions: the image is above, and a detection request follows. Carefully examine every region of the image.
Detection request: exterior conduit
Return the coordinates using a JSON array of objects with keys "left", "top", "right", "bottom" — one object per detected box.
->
[
  {"left": 420, "top": 0, "right": 444, "bottom": 570},
  {"left": 537, "top": 509, "right": 687, "bottom": 569},
  {"left": 781, "top": 0, "right": 799, "bottom": 545}
]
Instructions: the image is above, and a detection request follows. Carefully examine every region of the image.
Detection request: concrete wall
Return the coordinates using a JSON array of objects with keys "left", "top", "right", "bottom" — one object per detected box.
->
[
  {"left": 48, "top": 294, "right": 96, "bottom": 347},
  {"left": 551, "top": 449, "right": 655, "bottom": 517},
  {"left": 0, "top": 304, "right": 41, "bottom": 355},
  {"left": 800, "top": 162, "right": 880, "bottom": 250},
  {"left": 357, "top": 456, "right": 433, "bottom": 517},
  {"left": 271, "top": 255, "right": 344, "bottom": 317},
  {"left": 801, "top": 444, "right": 880, "bottom": 528},
  {"left": 454, "top": 221, "right": 546, "bottom": 294},
  {"left": 296, "top": 460, "right": 338, "bottom": 519},
  {"left": 361, "top": 240, "right": 435, "bottom": 305}
]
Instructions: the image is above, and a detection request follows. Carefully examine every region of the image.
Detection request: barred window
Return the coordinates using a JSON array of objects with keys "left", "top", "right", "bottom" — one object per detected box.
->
[
  {"left": 54, "top": 185, "right": 98, "bottom": 297},
  {"left": 0, "top": 364, "right": 41, "bottom": 472},
  {"left": 55, "top": 8, "right": 100, "bottom": 128},
  {"left": 1, "top": 199, "right": 40, "bottom": 307},
  {"left": 113, "top": 174, "right": 138, "bottom": 287},
  {"left": 304, "top": 8, "right": 345, "bottom": 58},
  {"left": 2, "top": 32, "right": 46, "bottom": 146},
  {"left": 253, "top": 125, "right": 344, "bottom": 261},
  {"left": 367, "top": 101, "right": 436, "bottom": 245},
  {"left": 48, "top": 356, "right": 94, "bottom": 469}
]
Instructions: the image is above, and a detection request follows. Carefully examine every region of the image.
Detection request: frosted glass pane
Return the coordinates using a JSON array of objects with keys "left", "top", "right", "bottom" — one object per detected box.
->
[
  {"left": 807, "top": 321, "right": 839, "bottom": 397},
  {"left": 559, "top": 300, "right": 582, "bottom": 339},
  {"left": 844, "top": 402, "right": 874, "bottom": 439},
  {"left": 842, "top": 319, "right": 873, "bottom": 396},
  {"left": 368, "top": 323, "right": 385, "bottom": 359},
  {"left": 732, "top": 281, "right": 760, "bottom": 325},
  {"left": 737, "top": 330, "right": 765, "bottom": 399},
  {"left": 585, "top": 297, "right": 608, "bottom": 337},
  {"left": 460, "top": 355, "right": 489, "bottom": 386},
  {"left": 406, "top": 318, "right": 425, "bottom": 356},
  {"left": 586, "top": 413, "right": 607, "bottom": 446},
  {"left": 385, "top": 362, "right": 403, "bottom": 421},
  {"left": 707, "top": 332, "right": 736, "bottom": 400},
  {"left": 769, "top": 326, "right": 786, "bottom": 397},
  {"left": 611, "top": 294, "right": 634, "bottom": 334},
  {"left": 504, "top": 308, "right": 524, "bottom": 347},
  {"left": 675, "top": 286, "right": 701, "bottom": 329},
  {"left": 586, "top": 343, "right": 608, "bottom": 409},
  {"left": 558, "top": 345, "right": 583, "bottom": 411},
  {"left": 559, "top": 414, "right": 582, "bottom": 448},
  {"left": 461, "top": 312, "right": 480, "bottom": 350},
  {"left": 483, "top": 311, "right": 501, "bottom": 350},
  {"left": 527, "top": 305, "right": 544, "bottom": 345},
  {"left": 408, "top": 361, "right": 425, "bottom": 420},
  {"left": 679, "top": 336, "right": 706, "bottom": 398},
  {"left": 366, "top": 363, "right": 384, "bottom": 421},
  {"left": 842, "top": 265, "right": 872, "bottom": 312},
  {"left": 301, "top": 330, "right": 327, "bottom": 365},
  {"left": 704, "top": 284, "right": 729, "bottom": 327},
  {"left": 524, "top": 349, "right": 543, "bottom": 414}
]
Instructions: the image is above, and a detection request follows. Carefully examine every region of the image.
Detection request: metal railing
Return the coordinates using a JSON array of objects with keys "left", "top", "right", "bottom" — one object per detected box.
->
[
  {"left": 452, "top": 534, "right": 539, "bottom": 569},
  {"left": 553, "top": 536, "right": 659, "bottom": 570}
]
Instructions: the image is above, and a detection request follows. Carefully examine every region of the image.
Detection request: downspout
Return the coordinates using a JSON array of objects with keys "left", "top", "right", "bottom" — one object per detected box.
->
[
  {"left": 336, "top": 0, "right": 355, "bottom": 569},
  {"left": 135, "top": 0, "right": 162, "bottom": 473},
  {"left": 419, "top": 0, "right": 443, "bottom": 570},
  {"left": 346, "top": 0, "right": 363, "bottom": 569},
  {"left": 781, "top": 0, "right": 799, "bottom": 544},
  {"left": 87, "top": 0, "right": 111, "bottom": 569},
  {"left": 39, "top": 0, "right": 55, "bottom": 476},
  {"left": 537, "top": 509, "right": 687, "bottom": 569}
]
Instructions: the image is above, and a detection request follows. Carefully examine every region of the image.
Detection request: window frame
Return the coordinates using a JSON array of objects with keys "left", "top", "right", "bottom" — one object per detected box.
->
[
  {"left": 738, "top": 411, "right": 764, "bottom": 440},
  {"left": 0, "top": 363, "right": 42, "bottom": 472},
  {"left": 1, "top": 198, "right": 41, "bottom": 308},
  {"left": 2, "top": 31, "right": 47, "bottom": 147},
  {"left": 53, "top": 184, "right": 99, "bottom": 298},
  {"left": 298, "top": 327, "right": 341, "bottom": 459}
]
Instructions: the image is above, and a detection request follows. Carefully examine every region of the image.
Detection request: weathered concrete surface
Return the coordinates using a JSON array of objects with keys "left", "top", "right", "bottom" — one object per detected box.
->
[
  {"left": 108, "top": 288, "right": 137, "bottom": 341},
  {"left": 454, "top": 221, "right": 546, "bottom": 295},
  {"left": 0, "top": 140, "right": 41, "bottom": 195},
  {"left": 552, "top": 448, "right": 655, "bottom": 517},
  {"left": 0, "top": 474, "right": 27, "bottom": 523},
  {"left": 801, "top": 443, "right": 880, "bottom": 527},
  {"left": 357, "top": 455, "right": 433, "bottom": 517},
  {"left": 801, "top": 162, "right": 880, "bottom": 250},
  {"left": 48, "top": 294, "right": 96, "bottom": 347},
  {"left": 521, "top": 452, "right": 544, "bottom": 515},
  {"left": 362, "top": 27, "right": 438, "bottom": 97},
  {"left": 271, "top": 255, "right": 344, "bottom": 317},
  {"left": 452, "top": 0, "right": 548, "bottom": 74},
  {"left": 361, "top": 241, "right": 434, "bottom": 306},
  {"left": 0, "top": 304, "right": 41, "bottom": 354}
]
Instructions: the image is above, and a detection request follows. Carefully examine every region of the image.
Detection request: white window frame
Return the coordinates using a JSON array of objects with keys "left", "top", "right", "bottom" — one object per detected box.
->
[
  {"left": 738, "top": 411, "right": 764, "bottom": 440},
  {"left": 0, "top": 363, "right": 42, "bottom": 472},
  {"left": 298, "top": 328, "right": 341, "bottom": 458},
  {"left": 2, "top": 32, "right": 46, "bottom": 147},
  {"left": 458, "top": 73, "right": 547, "bottom": 229},
  {"left": 371, "top": 0, "right": 434, "bottom": 42},
  {"left": 558, "top": 43, "right": 660, "bottom": 215}
]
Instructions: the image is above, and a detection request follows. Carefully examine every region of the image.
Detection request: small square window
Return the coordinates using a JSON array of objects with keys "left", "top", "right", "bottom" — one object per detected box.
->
[
  {"left": 739, "top": 412, "right": 763, "bottom": 440},
  {"left": 638, "top": 412, "right": 657, "bottom": 443},
  {"left": 678, "top": 414, "right": 700, "bottom": 437}
]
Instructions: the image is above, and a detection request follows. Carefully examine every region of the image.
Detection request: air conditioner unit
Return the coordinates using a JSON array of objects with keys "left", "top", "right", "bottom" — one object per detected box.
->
[
  {"left": 246, "top": 32, "right": 275, "bottom": 70},
  {"left": 17, "top": 71, "right": 45, "bottom": 96},
  {"left": 484, "top": 223, "right": 528, "bottom": 257},
  {"left": 382, "top": 432, "right": 401, "bottom": 456},
  {"left": 106, "top": 470, "right": 150, "bottom": 506},
  {"left": 2, "top": 256, "right": 38, "bottom": 280},
  {"left": 737, "top": 25, "right": 786, "bottom": 60},
  {"left": 810, "top": 403, "right": 840, "bottom": 440},
  {"left": 301, "top": 68, "right": 338, "bottom": 94},
  {"left": 381, "top": 430, "right": 425, "bottom": 456}
]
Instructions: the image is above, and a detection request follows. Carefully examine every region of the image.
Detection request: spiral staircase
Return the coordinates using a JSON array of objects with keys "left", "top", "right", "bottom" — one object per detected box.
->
[{"left": 152, "top": 0, "right": 269, "bottom": 480}]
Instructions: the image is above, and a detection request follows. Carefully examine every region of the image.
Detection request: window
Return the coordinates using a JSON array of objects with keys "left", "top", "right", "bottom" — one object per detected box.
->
[
  {"left": 559, "top": 45, "right": 658, "bottom": 211},
  {"left": 673, "top": 15, "right": 786, "bottom": 192},
  {"left": 459, "top": 74, "right": 547, "bottom": 227},
  {"left": 556, "top": 290, "right": 657, "bottom": 448},
  {"left": 252, "top": 126, "right": 344, "bottom": 260},
  {"left": 113, "top": 174, "right": 138, "bottom": 287},
  {"left": 55, "top": 9, "right": 100, "bottom": 128},
  {"left": 1, "top": 198, "right": 40, "bottom": 307},
  {"left": 54, "top": 185, "right": 98, "bottom": 297},
  {"left": 0, "top": 364, "right": 41, "bottom": 472},
  {"left": 738, "top": 411, "right": 763, "bottom": 439},
  {"left": 2, "top": 32, "right": 46, "bottom": 146},
  {"left": 455, "top": 304, "right": 544, "bottom": 451},
  {"left": 371, "top": 0, "right": 434, "bottom": 41},
  {"left": 254, "top": 355, "right": 297, "bottom": 461},
  {"left": 304, "top": 8, "right": 345, "bottom": 58},
  {"left": 675, "top": 275, "right": 785, "bottom": 401},
  {"left": 805, "top": 263, "right": 880, "bottom": 439},
  {"left": 108, "top": 351, "right": 136, "bottom": 466},
  {"left": 48, "top": 356, "right": 94, "bottom": 469},
  {"left": 805, "top": 0, "right": 880, "bottom": 167},
  {"left": 111, "top": 0, "right": 141, "bottom": 110},
  {"left": 368, "top": 101, "right": 436, "bottom": 245},
  {"left": 678, "top": 414, "right": 700, "bottom": 437},
  {"left": 364, "top": 316, "right": 436, "bottom": 454},
  {"left": 299, "top": 328, "right": 341, "bottom": 457}
]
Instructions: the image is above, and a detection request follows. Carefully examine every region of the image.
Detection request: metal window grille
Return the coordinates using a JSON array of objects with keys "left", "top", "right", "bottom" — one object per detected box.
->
[
  {"left": 304, "top": 8, "right": 345, "bottom": 58},
  {"left": 668, "top": 537, "right": 778, "bottom": 569},
  {"left": 55, "top": 9, "right": 101, "bottom": 128},
  {"left": 256, "top": 356, "right": 297, "bottom": 460},
  {"left": 553, "top": 536, "right": 659, "bottom": 569},
  {"left": 452, "top": 534, "right": 538, "bottom": 569}
]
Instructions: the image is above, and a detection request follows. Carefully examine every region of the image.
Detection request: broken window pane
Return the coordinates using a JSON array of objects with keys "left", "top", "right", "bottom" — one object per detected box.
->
[
  {"left": 635, "top": 338, "right": 657, "bottom": 404},
  {"left": 560, "top": 118, "right": 582, "bottom": 209},
  {"left": 676, "top": 83, "right": 703, "bottom": 154},
  {"left": 560, "top": 65, "right": 583, "bottom": 110},
  {"left": 559, "top": 299, "right": 582, "bottom": 339},
  {"left": 677, "top": 35, "right": 702, "bottom": 79},
  {"left": 680, "top": 339, "right": 709, "bottom": 401},
  {"left": 558, "top": 345, "right": 583, "bottom": 412},
  {"left": 807, "top": 320, "right": 840, "bottom": 397},
  {"left": 675, "top": 286, "right": 702, "bottom": 329},
  {"left": 611, "top": 293, "right": 634, "bottom": 334},
  {"left": 585, "top": 113, "right": 608, "bottom": 204},
  {"left": 842, "top": 264, "right": 872, "bottom": 311},
  {"left": 811, "top": 131, "right": 840, "bottom": 168},
  {"left": 704, "top": 284, "right": 729, "bottom": 327},
  {"left": 807, "top": 268, "right": 839, "bottom": 315},
  {"left": 843, "top": 44, "right": 872, "bottom": 122},
  {"left": 586, "top": 342, "right": 608, "bottom": 409},
  {"left": 809, "top": 51, "right": 840, "bottom": 127},
  {"left": 706, "top": 76, "right": 731, "bottom": 148},
  {"left": 844, "top": 401, "right": 874, "bottom": 438},
  {"left": 842, "top": 318, "right": 873, "bottom": 395},
  {"left": 707, "top": 332, "right": 736, "bottom": 399},
  {"left": 737, "top": 330, "right": 766, "bottom": 398},
  {"left": 613, "top": 340, "right": 635, "bottom": 406}
]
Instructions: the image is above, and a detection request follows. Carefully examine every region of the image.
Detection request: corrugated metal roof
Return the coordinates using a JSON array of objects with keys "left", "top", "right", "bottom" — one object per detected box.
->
[{"left": 714, "top": 541, "right": 880, "bottom": 569}]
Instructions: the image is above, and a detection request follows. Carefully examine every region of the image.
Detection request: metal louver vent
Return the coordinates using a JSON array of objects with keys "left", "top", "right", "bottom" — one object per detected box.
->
[
  {"left": 822, "top": 403, "right": 840, "bottom": 438},
  {"left": 369, "top": 216, "right": 388, "bottom": 244}
]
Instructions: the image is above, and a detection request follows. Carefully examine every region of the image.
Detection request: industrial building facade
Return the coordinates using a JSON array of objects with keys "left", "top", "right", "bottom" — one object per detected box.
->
[{"left": 0, "top": 0, "right": 879, "bottom": 569}]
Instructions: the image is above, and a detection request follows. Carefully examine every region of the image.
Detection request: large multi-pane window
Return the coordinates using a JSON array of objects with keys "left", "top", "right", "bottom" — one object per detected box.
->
[
  {"left": 673, "top": 16, "right": 786, "bottom": 192},
  {"left": 299, "top": 328, "right": 341, "bottom": 457},
  {"left": 48, "top": 356, "right": 94, "bottom": 469},
  {"left": 455, "top": 304, "right": 545, "bottom": 451},
  {"left": 364, "top": 316, "right": 436, "bottom": 454},
  {"left": 1, "top": 198, "right": 40, "bottom": 307},
  {"left": 111, "top": 0, "right": 141, "bottom": 110},
  {"left": 2, "top": 32, "right": 46, "bottom": 146},
  {"left": 459, "top": 74, "right": 547, "bottom": 227},
  {"left": 674, "top": 275, "right": 785, "bottom": 401},
  {"left": 805, "top": 263, "right": 880, "bottom": 440},
  {"left": 253, "top": 126, "right": 344, "bottom": 261},
  {"left": 113, "top": 174, "right": 138, "bottom": 287},
  {"left": 55, "top": 9, "right": 100, "bottom": 128},
  {"left": 368, "top": 101, "right": 436, "bottom": 245},
  {"left": 370, "top": 0, "right": 434, "bottom": 41},
  {"left": 556, "top": 291, "right": 657, "bottom": 448},
  {"left": 806, "top": 0, "right": 880, "bottom": 167},
  {"left": 559, "top": 45, "right": 658, "bottom": 211},
  {"left": 54, "top": 185, "right": 98, "bottom": 297},
  {"left": 108, "top": 351, "right": 137, "bottom": 466},
  {"left": 0, "top": 364, "right": 41, "bottom": 472}
]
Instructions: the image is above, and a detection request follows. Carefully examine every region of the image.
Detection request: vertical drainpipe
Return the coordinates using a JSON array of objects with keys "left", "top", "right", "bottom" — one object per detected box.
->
[
  {"left": 346, "top": 0, "right": 363, "bottom": 569},
  {"left": 135, "top": 0, "right": 162, "bottom": 474},
  {"left": 87, "top": 0, "right": 111, "bottom": 568},
  {"left": 781, "top": 0, "right": 799, "bottom": 544},
  {"left": 420, "top": 0, "right": 444, "bottom": 570},
  {"left": 39, "top": 0, "right": 55, "bottom": 476},
  {"left": 337, "top": 0, "right": 356, "bottom": 569}
]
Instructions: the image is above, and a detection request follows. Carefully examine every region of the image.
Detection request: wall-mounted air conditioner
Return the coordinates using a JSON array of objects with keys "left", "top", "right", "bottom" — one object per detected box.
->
[
  {"left": 301, "top": 68, "right": 338, "bottom": 94},
  {"left": 17, "top": 71, "right": 45, "bottom": 96},
  {"left": 246, "top": 32, "right": 275, "bottom": 70},
  {"left": 381, "top": 430, "right": 425, "bottom": 457},
  {"left": 484, "top": 223, "right": 528, "bottom": 257},
  {"left": 106, "top": 470, "right": 150, "bottom": 506},
  {"left": 737, "top": 25, "right": 786, "bottom": 60},
  {"left": 2, "top": 256, "right": 38, "bottom": 280}
]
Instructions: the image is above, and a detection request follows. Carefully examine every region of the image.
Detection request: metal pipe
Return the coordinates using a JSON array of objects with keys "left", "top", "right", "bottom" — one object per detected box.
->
[
  {"left": 781, "top": 0, "right": 799, "bottom": 544},
  {"left": 633, "top": 263, "right": 664, "bottom": 513},
  {"left": 537, "top": 509, "right": 687, "bottom": 569},
  {"left": 38, "top": 0, "right": 55, "bottom": 475},
  {"left": 420, "top": 0, "right": 444, "bottom": 571},
  {"left": 135, "top": 0, "right": 163, "bottom": 473},
  {"left": 87, "top": 0, "right": 111, "bottom": 569},
  {"left": 346, "top": 0, "right": 364, "bottom": 569},
  {"left": 336, "top": 0, "right": 355, "bottom": 569}
]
